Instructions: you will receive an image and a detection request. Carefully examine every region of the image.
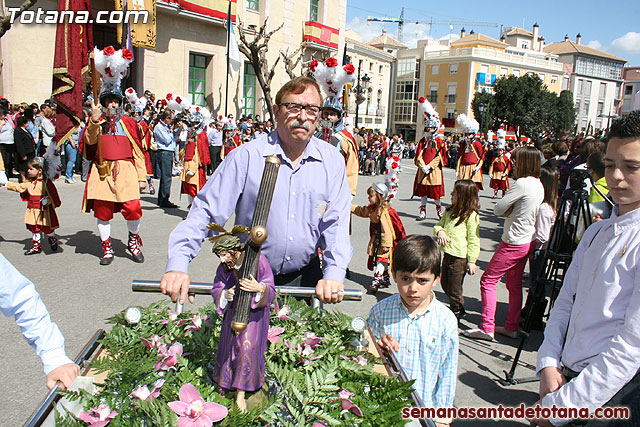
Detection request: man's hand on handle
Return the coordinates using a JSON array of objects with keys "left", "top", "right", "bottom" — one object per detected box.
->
[
  {"left": 160, "top": 270, "right": 194, "bottom": 304},
  {"left": 316, "top": 279, "right": 345, "bottom": 304}
]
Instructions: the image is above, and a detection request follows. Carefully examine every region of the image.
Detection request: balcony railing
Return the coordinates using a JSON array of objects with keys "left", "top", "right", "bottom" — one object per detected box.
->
[
  {"left": 446, "top": 94, "right": 456, "bottom": 103},
  {"left": 423, "top": 47, "right": 564, "bottom": 71}
]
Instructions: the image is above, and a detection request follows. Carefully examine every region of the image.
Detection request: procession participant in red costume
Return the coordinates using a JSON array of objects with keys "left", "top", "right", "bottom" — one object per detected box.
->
[
  {"left": 6, "top": 157, "right": 62, "bottom": 255},
  {"left": 456, "top": 113, "right": 484, "bottom": 190},
  {"left": 82, "top": 47, "right": 147, "bottom": 265},
  {"left": 180, "top": 106, "right": 211, "bottom": 208},
  {"left": 413, "top": 97, "right": 447, "bottom": 220},
  {"left": 489, "top": 142, "right": 511, "bottom": 198},
  {"left": 311, "top": 57, "right": 359, "bottom": 196},
  {"left": 125, "top": 87, "right": 156, "bottom": 195},
  {"left": 220, "top": 117, "right": 240, "bottom": 160}
]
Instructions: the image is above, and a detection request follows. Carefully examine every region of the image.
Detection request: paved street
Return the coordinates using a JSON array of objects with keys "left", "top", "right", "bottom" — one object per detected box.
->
[{"left": 1, "top": 163, "right": 542, "bottom": 425}]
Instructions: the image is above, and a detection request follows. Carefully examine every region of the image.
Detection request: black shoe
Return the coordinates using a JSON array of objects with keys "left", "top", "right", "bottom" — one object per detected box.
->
[
  {"left": 100, "top": 256, "right": 114, "bottom": 265},
  {"left": 453, "top": 307, "right": 467, "bottom": 320},
  {"left": 129, "top": 251, "right": 145, "bottom": 263},
  {"left": 150, "top": 187, "right": 156, "bottom": 195},
  {"left": 160, "top": 201, "right": 179, "bottom": 208}
]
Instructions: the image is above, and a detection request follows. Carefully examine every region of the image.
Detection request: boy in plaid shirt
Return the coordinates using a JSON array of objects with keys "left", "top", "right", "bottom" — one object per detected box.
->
[{"left": 368, "top": 235, "right": 458, "bottom": 426}]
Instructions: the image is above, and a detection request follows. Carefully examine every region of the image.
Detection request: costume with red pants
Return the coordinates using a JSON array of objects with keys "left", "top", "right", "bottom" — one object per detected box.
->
[
  {"left": 81, "top": 115, "right": 147, "bottom": 264},
  {"left": 6, "top": 178, "right": 61, "bottom": 254},
  {"left": 456, "top": 138, "right": 484, "bottom": 190},
  {"left": 180, "top": 129, "right": 211, "bottom": 201},
  {"left": 489, "top": 155, "right": 510, "bottom": 191},
  {"left": 413, "top": 136, "right": 446, "bottom": 199}
]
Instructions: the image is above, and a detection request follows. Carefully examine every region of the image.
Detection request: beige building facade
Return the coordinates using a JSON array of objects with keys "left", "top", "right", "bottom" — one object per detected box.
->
[
  {"left": 544, "top": 35, "right": 626, "bottom": 132},
  {"left": 390, "top": 26, "right": 565, "bottom": 142},
  {"left": 1, "top": 0, "right": 347, "bottom": 119},
  {"left": 343, "top": 30, "right": 394, "bottom": 131}
]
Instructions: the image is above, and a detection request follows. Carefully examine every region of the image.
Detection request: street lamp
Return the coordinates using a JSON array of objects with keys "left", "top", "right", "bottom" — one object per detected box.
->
[
  {"left": 352, "top": 60, "right": 371, "bottom": 129},
  {"left": 478, "top": 102, "right": 487, "bottom": 140}
]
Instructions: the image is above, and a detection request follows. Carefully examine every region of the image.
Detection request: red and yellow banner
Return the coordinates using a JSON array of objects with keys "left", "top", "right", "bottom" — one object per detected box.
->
[
  {"left": 304, "top": 21, "right": 339, "bottom": 49},
  {"left": 165, "top": 0, "right": 236, "bottom": 21},
  {"left": 116, "top": 0, "right": 157, "bottom": 49}
]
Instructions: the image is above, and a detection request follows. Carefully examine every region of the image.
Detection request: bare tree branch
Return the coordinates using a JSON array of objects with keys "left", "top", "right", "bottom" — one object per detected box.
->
[
  {"left": 280, "top": 45, "right": 305, "bottom": 79},
  {"left": 0, "top": 0, "right": 38, "bottom": 39},
  {"left": 236, "top": 18, "right": 283, "bottom": 122}
]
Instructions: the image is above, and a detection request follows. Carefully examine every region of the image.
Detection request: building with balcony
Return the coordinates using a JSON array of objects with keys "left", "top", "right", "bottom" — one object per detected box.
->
[
  {"left": 621, "top": 67, "right": 640, "bottom": 114},
  {"left": 544, "top": 34, "right": 626, "bottom": 132},
  {"left": 0, "top": 0, "right": 347, "bottom": 120},
  {"left": 389, "top": 25, "right": 565, "bottom": 142},
  {"left": 343, "top": 30, "right": 395, "bottom": 131}
]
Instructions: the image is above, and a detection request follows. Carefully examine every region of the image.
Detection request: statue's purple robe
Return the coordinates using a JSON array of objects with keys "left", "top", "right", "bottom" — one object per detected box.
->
[{"left": 211, "top": 254, "right": 275, "bottom": 392}]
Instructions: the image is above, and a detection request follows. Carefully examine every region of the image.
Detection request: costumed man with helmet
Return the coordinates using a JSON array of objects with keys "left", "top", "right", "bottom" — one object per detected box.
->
[
  {"left": 456, "top": 113, "right": 484, "bottom": 190},
  {"left": 125, "top": 87, "right": 156, "bottom": 196},
  {"left": 82, "top": 47, "right": 147, "bottom": 266},
  {"left": 413, "top": 96, "right": 447, "bottom": 220},
  {"left": 311, "top": 58, "right": 359, "bottom": 196},
  {"left": 489, "top": 126, "right": 511, "bottom": 198},
  {"left": 180, "top": 106, "right": 211, "bottom": 209}
]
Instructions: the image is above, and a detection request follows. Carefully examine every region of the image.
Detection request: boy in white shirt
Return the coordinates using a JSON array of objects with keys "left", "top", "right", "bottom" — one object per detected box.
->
[{"left": 533, "top": 111, "right": 640, "bottom": 426}]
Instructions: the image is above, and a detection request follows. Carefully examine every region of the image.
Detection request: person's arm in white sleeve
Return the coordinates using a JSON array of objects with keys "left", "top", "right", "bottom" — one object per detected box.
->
[
  {"left": 494, "top": 178, "right": 523, "bottom": 216},
  {"left": 0, "top": 253, "right": 78, "bottom": 389}
]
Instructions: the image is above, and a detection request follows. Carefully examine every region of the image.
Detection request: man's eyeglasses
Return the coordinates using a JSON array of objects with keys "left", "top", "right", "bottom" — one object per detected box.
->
[{"left": 279, "top": 102, "right": 321, "bottom": 117}]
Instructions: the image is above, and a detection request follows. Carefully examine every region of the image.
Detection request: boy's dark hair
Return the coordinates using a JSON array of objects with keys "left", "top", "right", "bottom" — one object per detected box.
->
[
  {"left": 391, "top": 234, "right": 441, "bottom": 277},
  {"left": 587, "top": 151, "right": 605, "bottom": 179},
  {"left": 552, "top": 140, "right": 568, "bottom": 156},
  {"left": 608, "top": 110, "right": 640, "bottom": 140},
  {"left": 16, "top": 116, "right": 29, "bottom": 127}
]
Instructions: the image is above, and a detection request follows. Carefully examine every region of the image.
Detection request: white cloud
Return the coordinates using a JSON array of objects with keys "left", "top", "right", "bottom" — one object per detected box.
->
[
  {"left": 346, "top": 17, "right": 386, "bottom": 45},
  {"left": 610, "top": 32, "right": 640, "bottom": 54},
  {"left": 586, "top": 40, "right": 602, "bottom": 50}
]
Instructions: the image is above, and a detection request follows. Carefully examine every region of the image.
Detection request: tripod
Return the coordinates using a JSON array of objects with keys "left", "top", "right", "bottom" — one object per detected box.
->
[{"left": 503, "top": 185, "right": 592, "bottom": 385}]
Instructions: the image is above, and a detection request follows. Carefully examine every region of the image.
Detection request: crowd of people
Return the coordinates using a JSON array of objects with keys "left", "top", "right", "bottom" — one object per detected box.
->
[{"left": 1, "top": 52, "right": 640, "bottom": 426}]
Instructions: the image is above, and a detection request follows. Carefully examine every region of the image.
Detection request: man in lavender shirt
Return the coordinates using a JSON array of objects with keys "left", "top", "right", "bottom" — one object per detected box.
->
[{"left": 160, "top": 76, "right": 353, "bottom": 304}]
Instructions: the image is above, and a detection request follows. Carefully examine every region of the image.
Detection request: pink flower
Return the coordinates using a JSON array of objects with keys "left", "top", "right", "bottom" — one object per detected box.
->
[
  {"left": 273, "top": 299, "right": 294, "bottom": 321},
  {"left": 303, "top": 332, "right": 323, "bottom": 348},
  {"left": 267, "top": 327, "right": 285, "bottom": 344},
  {"left": 160, "top": 311, "right": 180, "bottom": 324},
  {"left": 353, "top": 355, "right": 368, "bottom": 366},
  {"left": 183, "top": 314, "right": 203, "bottom": 336},
  {"left": 168, "top": 383, "right": 228, "bottom": 427},
  {"left": 337, "top": 389, "right": 363, "bottom": 417},
  {"left": 129, "top": 379, "right": 165, "bottom": 401},
  {"left": 340, "top": 355, "right": 350, "bottom": 361},
  {"left": 154, "top": 342, "right": 183, "bottom": 371},
  {"left": 140, "top": 334, "right": 161, "bottom": 349},
  {"left": 326, "top": 57, "right": 338, "bottom": 67},
  {"left": 312, "top": 423, "right": 327, "bottom": 427},
  {"left": 103, "top": 46, "right": 115, "bottom": 56},
  {"left": 77, "top": 405, "right": 118, "bottom": 427}
]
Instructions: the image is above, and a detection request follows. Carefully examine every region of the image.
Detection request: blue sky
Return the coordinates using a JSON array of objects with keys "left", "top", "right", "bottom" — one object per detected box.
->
[{"left": 346, "top": 0, "right": 640, "bottom": 66}]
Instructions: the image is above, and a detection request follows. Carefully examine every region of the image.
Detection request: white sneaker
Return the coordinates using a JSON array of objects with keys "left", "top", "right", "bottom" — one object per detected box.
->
[{"left": 65, "top": 178, "right": 76, "bottom": 184}]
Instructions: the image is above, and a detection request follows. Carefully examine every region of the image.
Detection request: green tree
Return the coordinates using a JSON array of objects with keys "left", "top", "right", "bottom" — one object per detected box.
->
[
  {"left": 553, "top": 90, "right": 576, "bottom": 137},
  {"left": 492, "top": 73, "right": 552, "bottom": 141},
  {"left": 471, "top": 91, "right": 495, "bottom": 137}
]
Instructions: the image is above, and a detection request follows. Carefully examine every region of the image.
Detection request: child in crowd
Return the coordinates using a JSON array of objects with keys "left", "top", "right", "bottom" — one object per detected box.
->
[
  {"left": 368, "top": 235, "right": 458, "bottom": 427},
  {"left": 528, "top": 166, "right": 558, "bottom": 284},
  {"left": 352, "top": 182, "right": 405, "bottom": 292},
  {"left": 209, "top": 224, "right": 275, "bottom": 412},
  {"left": 5, "top": 156, "right": 61, "bottom": 255},
  {"left": 586, "top": 151, "right": 609, "bottom": 203},
  {"left": 433, "top": 179, "right": 480, "bottom": 321},
  {"left": 488, "top": 144, "right": 511, "bottom": 198},
  {"left": 532, "top": 110, "right": 640, "bottom": 426},
  {"left": 464, "top": 146, "right": 544, "bottom": 340}
]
